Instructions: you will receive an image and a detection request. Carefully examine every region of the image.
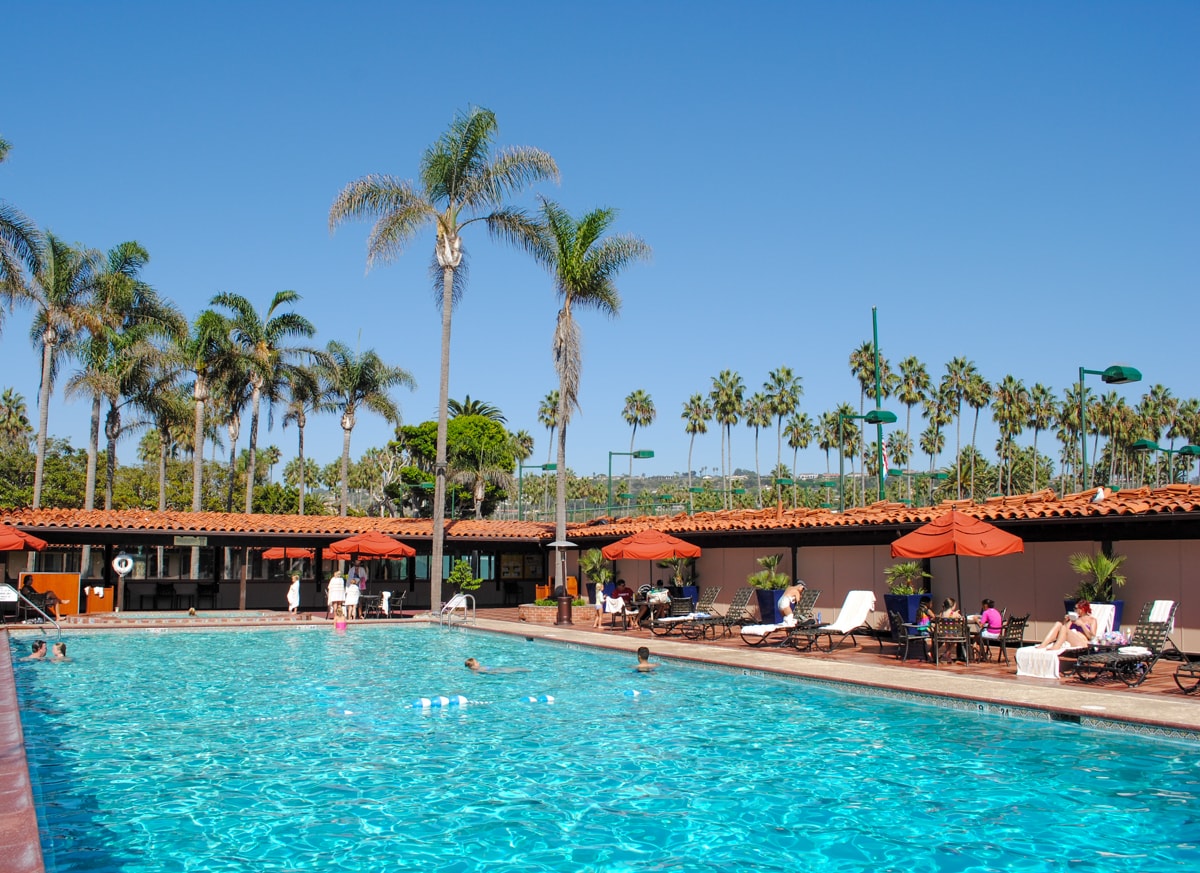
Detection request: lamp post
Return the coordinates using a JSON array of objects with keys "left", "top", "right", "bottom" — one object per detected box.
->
[
  {"left": 838, "top": 409, "right": 897, "bottom": 511},
  {"left": 608, "top": 449, "right": 654, "bottom": 513},
  {"left": 887, "top": 468, "right": 948, "bottom": 506},
  {"left": 1131, "top": 439, "right": 1200, "bottom": 487},
  {"left": 517, "top": 462, "right": 556, "bottom": 520},
  {"left": 1078, "top": 365, "right": 1141, "bottom": 490}
]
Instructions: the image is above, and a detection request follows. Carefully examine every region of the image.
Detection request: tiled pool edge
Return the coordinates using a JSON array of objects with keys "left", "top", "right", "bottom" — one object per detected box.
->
[
  {"left": 467, "top": 619, "right": 1200, "bottom": 743},
  {"left": 0, "top": 629, "right": 46, "bottom": 873}
]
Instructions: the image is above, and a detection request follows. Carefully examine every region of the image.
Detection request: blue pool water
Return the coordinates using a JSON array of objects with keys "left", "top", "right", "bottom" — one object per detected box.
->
[{"left": 11, "top": 627, "right": 1200, "bottom": 872}]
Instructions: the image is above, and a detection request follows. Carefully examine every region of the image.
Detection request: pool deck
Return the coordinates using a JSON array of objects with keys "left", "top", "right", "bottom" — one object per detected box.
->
[{"left": 4, "top": 607, "right": 1200, "bottom": 873}]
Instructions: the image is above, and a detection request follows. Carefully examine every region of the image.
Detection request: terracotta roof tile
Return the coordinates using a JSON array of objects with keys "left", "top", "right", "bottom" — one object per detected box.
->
[{"left": 3, "top": 485, "right": 1198, "bottom": 543}]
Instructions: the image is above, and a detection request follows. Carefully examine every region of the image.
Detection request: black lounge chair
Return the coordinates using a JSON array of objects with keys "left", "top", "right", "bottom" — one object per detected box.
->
[
  {"left": 688, "top": 588, "right": 755, "bottom": 640},
  {"left": 1173, "top": 659, "right": 1200, "bottom": 694},
  {"left": 739, "top": 588, "right": 824, "bottom": 647},
  {"left": 648, "top": 597, "right": 701, "bottom": 637},
  {"left": 1072, "top": 620, "right": 1172, "bottom": 687}
]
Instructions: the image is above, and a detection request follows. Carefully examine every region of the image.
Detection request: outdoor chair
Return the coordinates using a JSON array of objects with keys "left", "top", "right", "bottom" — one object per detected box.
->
[
  {"left": 1137, "top": 600, "right": 1181, "bottom": 660},
  {"left": 604, "top": 595, "right": 635, "bottom": 630},
  {"left": 1072, "top": 620, "right": 1172, "bottom": 687},
  {"left": 991, "top": 614, "right": 1029, "bottom": 666},
  {"left": 790, "top": 590, "right": 876, "bottom": 653},
  {"left": 740, "top": 589, "right": 824, "bottom": 647},
  {"left": 648, "top": 597, "right": 701, "bottom": 637},
  {"left": 1014, "top": 603, "right": 1116, "bottom": 678},
  {"left": 694, "top": 586, "right": 721, "bottom": 613},
  {"left": 687, "top": 588, "right": 755, "bottom": 640},
  {"left": 1172, "top": 658, "right": 1200, "bottom": 694},
  {"left": 930, "top": 615, "right": 971, "bottom": 666},
  {"left": 890, "top": 610, "right": 928, "bottom": 662}
]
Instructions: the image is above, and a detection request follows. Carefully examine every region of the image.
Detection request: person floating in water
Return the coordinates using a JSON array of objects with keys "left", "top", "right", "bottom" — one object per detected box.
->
[
  {"left": 464, "top": 658, "right": 529, "bottom": 674},
  {"left": 634, "top": 646, "right": 657, "bottom": 672}
]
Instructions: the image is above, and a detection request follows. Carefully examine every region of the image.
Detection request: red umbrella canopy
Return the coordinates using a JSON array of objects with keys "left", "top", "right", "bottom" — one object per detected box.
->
[
  {"left": 261, "top": 547, "right": 315, "bottom": 560},
  {"left": 0, "top": 524, "right": 47, "bottom": 551},
  {"left": 601, "top": 529, "right": 702, "bottom": 561},
  {"left": 326, "top": 531, "right": 416, "bottom": 559},
  {"left": 890, "top": 510, "right": 1024, "bottom": 559}
]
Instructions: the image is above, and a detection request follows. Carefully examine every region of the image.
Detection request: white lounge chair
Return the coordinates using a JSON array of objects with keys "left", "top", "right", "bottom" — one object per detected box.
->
[
  {"left": 789, "top": 590, "right": 877, "bottom": 652},
  {"left": 1014, "top": 603, "right": 1115, "bottom": 679}
]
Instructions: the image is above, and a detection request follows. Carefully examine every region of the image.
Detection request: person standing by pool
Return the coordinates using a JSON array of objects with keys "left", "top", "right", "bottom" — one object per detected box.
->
[
  {"left": 593, "top": 580, "right": 606, "bottom": 628},
  {"left": 286, "top": 574, "right": 300, "bottom": 614},
  {"left": 326, "top": 571, "right": 346, "bottom": 619},
  {"left": 345, "top": 573, "right": 361, "bottom": 620},
  {"left": 777, "top": 581, "right": 806, "bottom": 626}
]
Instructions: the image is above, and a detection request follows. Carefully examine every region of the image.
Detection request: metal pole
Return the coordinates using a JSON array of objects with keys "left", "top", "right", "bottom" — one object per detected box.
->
[
  {"left": 838, "top": 415, "right": 845, "bottom": 512},
  {"left": 517, "top": 464, "right": 524, "bottom": 521},
  {"left": 1078, "top": 366, "right": 1087, "bottom": 490},
  {"left": 607, "top": 452, "right": 615, "bottom": 513},
  {"left": 872, "top": 307, "right": 884, "bottom": 501}
]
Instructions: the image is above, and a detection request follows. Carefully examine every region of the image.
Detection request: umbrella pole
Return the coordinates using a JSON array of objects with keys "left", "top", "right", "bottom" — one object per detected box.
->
[{"left": 955, "top": 554, "right": 963, "bottom": 615}]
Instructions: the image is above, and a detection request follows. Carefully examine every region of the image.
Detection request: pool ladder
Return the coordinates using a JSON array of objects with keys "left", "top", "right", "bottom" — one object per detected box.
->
[{"left": 439, "top": 593, "right": 475, "bottom": 628}]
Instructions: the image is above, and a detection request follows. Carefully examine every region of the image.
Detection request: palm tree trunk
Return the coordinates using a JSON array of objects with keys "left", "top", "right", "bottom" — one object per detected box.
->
[
  {"left": 297, "top": 424, "right": 306, "bottom": 516},
  {"left": 1032, "top": 428, "right": 1040, "bottom": 491},
  {"left": 32, "top": 337, "right": 54, "bottom": 510},
  {"left": 429, "top": 263, "right": 455, "bottom": 612},
  {"left": 244, "top": 387, "right": 261, "bottom": 513},
  {"left": 158, "top": 432, "right": 167, "bottom": 578},
  {"left": 555, "top": 391, "right": 569, "bottom": 591},
  {"left": 339, "top": 421, "right": 353, "bottom": 516},
  {"left": 687, "top": 434, "right": 695, "bottom": 513},
  {"left": 190, "top": 391, "right": 205, "bottom": 579},
  {"left": 81, "top": 392, "right": 102, "bottom": 577},
  {"left": 104, "top": 405, "right": 119, "bottom": 511}
]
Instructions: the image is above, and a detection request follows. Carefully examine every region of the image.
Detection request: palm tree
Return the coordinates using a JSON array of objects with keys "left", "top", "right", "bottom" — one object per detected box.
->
[
  {"left": 992, "top": 375, "right": 1029, "bottom": 495},
  {"left": 963, "top": 372, "right": 991, "bottom": 501},
  {"left": 766, "top": 367, "right": 802, "bottom": 476},
  {"left": 448, "top": 395, "right": 506, "bottom": 422},
  {"left": 537, "top": 390, "right": 559, "bottom": 464},
  {"left": 816, "top": 410, "right": 839, "bottom": 474},
  {"left": 511, "top": 429, "right": 534, "bottom": 462},
  {"left": 743, "top": 391, "right": 772, "bottom": 507},
  {"left": 622, "top": 389, "right": 655, "bottom": 485},
  {"left": 709, "top": 370, "right": 745, "bottom": 509},
  {"left": 941, "top": 357, "right": 978, "bottom": 499},
  {"left": 0, "top": 388, "right": 31, "bottom": 449},
  {"left": 451, "top": 432, "right": 514, "bottom": 520},
  {"left": 329, "top": 105, "right": 557, "bottom": 608},
  {"left": 281, "top": 363, "right": 329, "bottom": 516},
  {"left": 525, "top": 198, "right": 649, "bottom": 590},
  {"left": 897, "top": 356, "right": 930, "bottom": 443},
  {"left": 1026, "top": 383, "right": 1056, "bottom": 492},
  {"left": 27, "top": 234, "right": 99, "bottom": 509},
  {"left": 211, "top": 357, "right": 253, "bottom": 513},
  {"left": 0, "top": 135, "right": 43, "bottom": 322},
  {"left": 784, "top": 411, "right": 813, "bottom": 507},
  {"left": 682, "top": 393, "right": 712, "bottom": 512},
  {"left": 317, "top": 340, "right": 415, "bottom": 516},
  {"left": 212, "top": 290, "right": 316, "bottom": 513}
]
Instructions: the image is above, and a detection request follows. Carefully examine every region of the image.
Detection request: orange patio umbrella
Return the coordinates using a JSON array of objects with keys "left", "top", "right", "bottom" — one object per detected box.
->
[
  {"left": 261, "top": 546, "right": 315, "bottom": 561},
  {"left": 0, "top": 524, "right": 48, "bottom": 552},
  {"left": 601, "top": 529, "right": 701, "bottom": 561},
  {"left": 326, "top": 531, "right": 416, "bottom": 559},
  {"left": 890, "top": 509, "right": 1024, "bottom": 608}
]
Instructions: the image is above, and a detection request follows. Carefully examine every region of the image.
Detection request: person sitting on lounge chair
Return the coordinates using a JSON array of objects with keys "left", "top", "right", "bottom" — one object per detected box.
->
[
  {"left": 1036, "top": 599, "right": 1097, "bottom": 650},
  {"left": 777, "top": 581, "right": 807, "bottom": 626},
  {"left": 20, "top": 579, "right": 68, "bottom": 620}
]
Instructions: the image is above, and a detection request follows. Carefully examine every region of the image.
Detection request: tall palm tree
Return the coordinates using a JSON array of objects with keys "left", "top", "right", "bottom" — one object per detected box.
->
[
  {"left": 992, "top": 375, "right": 1029, "bottom": 495},
  {"left": 448, "top": 395, "right": 506, "bottom": 422},
  {"left": 1026, "top": 383, "right": 1056, "bottom": 492},
  {"left": 963, "top": 372, "right": 991, "bottom": 501},
  {"left": 511, "top": 429, "right": 534, "bottom": 462},
  {"left": 27, "top": 234, "right": 99, "bottom": 509},
  {"left": 709, "top": 370, "right": 745, "bottom": 509},
  {"left": 0, "top": 388, "right": 31, "bottom": 449},
  {"left": 816, "top": 410, "right": 839, "bottom": 474},
  {"left": 897, "top": 356, "right": 930, "bottom": 444},
  {"left": 329, "top": 105, "right": 557, "bottom": 607},
  {"left": 317, "top": 340, "right": 415, "bottom": 516},
  {"left": 622, "top": 389, "right": 655, "bottom": 484},
  {"left": 743, "top": 391, "right": 772, "bottom": 507},
  {"left": 941, "top": 356, "right": 978, "bottom": 499},
  {"left": 766, "top": 366, "right": 802, "bottom": 476},
  {"left": 0, "top": 135, "right": 43, "bottom": 321},
  {"left": 282, "top": 363, "right": 329, "bottom": 516},
  {"left": 537, "top": 390, "right": 559, "bottom": 464},
  {"left": 784, "top": 411, "right": 813, "bottom": 507},
  {"left": 682, "top": 393, "right": 712, "bottom": 512},
  {"left": 212, "top": 290, "right": 316, "bottom": 513},
  {"left": 525, "top": 198, "right": 649, "bottom": 589}
]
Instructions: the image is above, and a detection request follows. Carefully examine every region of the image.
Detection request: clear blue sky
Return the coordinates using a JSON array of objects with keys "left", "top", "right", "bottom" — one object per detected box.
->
[{"left": 3, "top": 2, "right": 1197, "bottom": 482}]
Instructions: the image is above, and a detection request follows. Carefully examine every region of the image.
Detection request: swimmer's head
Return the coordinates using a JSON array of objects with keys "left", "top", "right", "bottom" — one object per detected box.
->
[
  {"left": 465, "top": 658, "right": 481, "bottom": 671},
  {"left": 636, "top": 646, "right": 650, "bottom": 661}
]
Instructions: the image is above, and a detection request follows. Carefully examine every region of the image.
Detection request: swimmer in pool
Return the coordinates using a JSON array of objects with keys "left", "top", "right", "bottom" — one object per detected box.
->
[
  {"left": 634, "top": 646, "right": 657, "bottom": 672},
  {"left": 464, "top": 658, "right": 529, "bottom": 674}
]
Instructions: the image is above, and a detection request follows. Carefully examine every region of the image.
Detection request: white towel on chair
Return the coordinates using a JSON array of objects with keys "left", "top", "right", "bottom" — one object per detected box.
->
[
  {"left": 1015, "top": 643, "right": 1080, "bottom": 679},
  {"left": 1149, "top": 600, "right": 1174, "bottom": 625}
]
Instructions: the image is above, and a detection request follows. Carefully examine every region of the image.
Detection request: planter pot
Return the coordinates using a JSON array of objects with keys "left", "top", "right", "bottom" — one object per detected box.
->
[
  {"left": 884, "top": 593, "right": 925, "bottom": 640},
  {"left": 1064, "top": 598, "right": 1124, "bottom": 633},
  {"left": 681, "top": 585, "right": 699, "bottom": 608},
  {"left": 754, "top": 589, "right": 786, "bottom": 625}
]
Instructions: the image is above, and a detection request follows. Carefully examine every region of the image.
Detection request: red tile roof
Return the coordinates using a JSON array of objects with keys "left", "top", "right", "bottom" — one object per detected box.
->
[{"left": 3, "top": 485, "right": 1197, "bottom": 544}]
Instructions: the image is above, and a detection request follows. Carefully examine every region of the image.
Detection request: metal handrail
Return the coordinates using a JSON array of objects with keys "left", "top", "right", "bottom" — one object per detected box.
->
[{"left": 2, "top": 583, "right": 63, "bottom": 639}]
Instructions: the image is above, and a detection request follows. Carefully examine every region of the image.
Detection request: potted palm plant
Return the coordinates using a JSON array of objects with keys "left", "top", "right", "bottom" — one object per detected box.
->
[
  {"left": 748, "top": 554, "right": 790, "bottom": 624},
  {"left": 883, "top": 560, "right": 931, "bottom": 638},
  {"left": 1066, "top": 551, "right": 1127, "bottom": 630},
  {"left": 578, "top": 548, "right": 612, "bottom": 604}
]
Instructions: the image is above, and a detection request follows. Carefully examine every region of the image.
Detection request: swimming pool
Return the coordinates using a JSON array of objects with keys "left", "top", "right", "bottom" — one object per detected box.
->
[{"left": 12, "top": 627, "right": 1200, "bottom": 872}]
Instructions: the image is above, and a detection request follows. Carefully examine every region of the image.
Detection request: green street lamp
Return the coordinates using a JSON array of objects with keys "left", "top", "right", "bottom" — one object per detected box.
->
[
  {"left": 517, "top": 462, "right": 556, "bottom": 521},
  {"left": 838, "top": 409, "right": 897, "bottom": 511},
  {"left": 1131, "top": 439, "right": 1200, "bottom": 487},
  {"left": 608, "top": 449, "right": 654, "bottom": 512},
  {"left": 1079, "top": 364, "right": 1140, "bottom": 490},
  {"left": 887, "top": 467, "right": 948, "bottom": 506}
]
